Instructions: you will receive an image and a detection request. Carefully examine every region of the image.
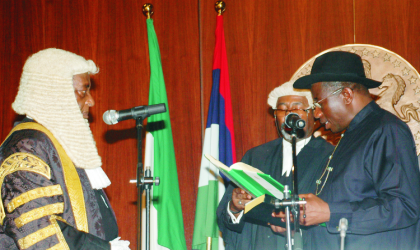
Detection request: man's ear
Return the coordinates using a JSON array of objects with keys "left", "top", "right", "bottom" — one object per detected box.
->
[{"left": 341, "top": 87, "right": 354, "bottom": 105}]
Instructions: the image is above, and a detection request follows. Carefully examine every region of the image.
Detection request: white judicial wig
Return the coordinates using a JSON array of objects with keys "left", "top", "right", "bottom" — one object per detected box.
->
[
  {"left": 12, "top": 48, "right": 102, "bottom": 170},
  {"left": 267, "top": 81, "right": 313, "bottom": 109}
]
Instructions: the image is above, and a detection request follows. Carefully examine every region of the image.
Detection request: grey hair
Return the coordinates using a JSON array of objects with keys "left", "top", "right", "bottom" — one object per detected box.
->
[{"left": 321, "top": 81, "right": 369, "bottom": 95}]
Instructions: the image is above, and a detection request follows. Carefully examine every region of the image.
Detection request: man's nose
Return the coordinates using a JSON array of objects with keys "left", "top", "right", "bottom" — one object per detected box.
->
[
  {"left": 85, "top": 93, "right": 95, "bottom": 107},
  {"left": 313, "top": 106, "right": 323, "bottom": 119}
]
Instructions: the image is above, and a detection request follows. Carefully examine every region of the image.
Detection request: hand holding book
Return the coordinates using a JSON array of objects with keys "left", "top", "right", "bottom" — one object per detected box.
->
[
  {"left": 205, "top": 153, "right": 290, "bottom": 227},
  {"left": 230, "top": 188, "right": 252, "bottom": 215}
]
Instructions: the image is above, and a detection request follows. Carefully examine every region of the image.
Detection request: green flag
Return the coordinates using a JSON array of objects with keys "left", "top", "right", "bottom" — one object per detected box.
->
[{"left": 144, "top": 18, "right": 187, "bottom": 250}]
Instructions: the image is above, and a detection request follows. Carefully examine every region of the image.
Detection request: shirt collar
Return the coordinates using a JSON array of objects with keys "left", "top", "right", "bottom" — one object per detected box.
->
[{"left": 346, "top": 101, "right": 379, "bottom": 132}]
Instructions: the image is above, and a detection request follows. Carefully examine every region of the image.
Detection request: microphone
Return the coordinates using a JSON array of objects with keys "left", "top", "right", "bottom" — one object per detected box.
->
[
  {"left": 339, "top": 217, "right": 348, "bottom": 238},
  {"left": 339, "top": 217, "right": 348, "bottom": 250},
  {"left": 103, "top": 103, "right": 166, "bottom": 125},
  {"left": 285, "top": 113, "right": 306, "bottom": 130}
]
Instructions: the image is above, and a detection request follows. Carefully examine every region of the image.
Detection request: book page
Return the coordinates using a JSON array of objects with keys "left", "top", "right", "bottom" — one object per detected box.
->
[
  {"left": 205, "top": 153, "right": 257, "bottom": 198},
  {"left": 230, "top": 162, "right": 263, "bottom": 173},
  {"left": 244, "top": 195, "right": 265, "bottom": 214},
  {"left": 243, "top": 171, "right": 284, "bottom": 199},
  {"left": 204, "top": 154, "right": 229, "bottom": 171},
  {"left": 205, "top": 153, "right": 284, "bottom": 200},
  {"left": 205, "top": 154, "right": 262, "bottom": 173}
]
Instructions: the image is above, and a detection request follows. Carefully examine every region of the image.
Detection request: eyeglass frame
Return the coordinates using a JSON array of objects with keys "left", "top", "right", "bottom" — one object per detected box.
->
[
  {"left": 273, "top": 106, "right": 313, "bottom": 116},
  {"left": 312, "top": 87, "right": 345, "bottom": 109}
]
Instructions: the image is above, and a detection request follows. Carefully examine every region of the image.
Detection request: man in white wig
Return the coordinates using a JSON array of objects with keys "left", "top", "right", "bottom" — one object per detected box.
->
[
  {"left": 0, "top": 48, "right": 129, "bottom": 249},
  {"left": 216, "top": 81, "right": 334, "bottom": 250}
]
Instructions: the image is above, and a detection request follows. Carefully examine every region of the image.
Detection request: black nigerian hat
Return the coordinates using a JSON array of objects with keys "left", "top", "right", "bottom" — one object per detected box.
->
[{"left": 293, "top": 51, "right": 382, "bottom": 89}]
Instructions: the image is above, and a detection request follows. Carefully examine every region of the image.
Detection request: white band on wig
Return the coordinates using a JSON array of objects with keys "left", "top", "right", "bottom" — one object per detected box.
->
[
  {"left": 12, "top": 48, "right": 102, "bottom": 170},
  {"left": 267, "top": 81, "right": 313, "bottom": 109}
]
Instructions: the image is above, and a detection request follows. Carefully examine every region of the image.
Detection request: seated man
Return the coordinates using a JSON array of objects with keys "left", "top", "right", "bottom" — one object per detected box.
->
[
  {"left": 216, "top": 81, "right": 334, "bottom": 250},
  {"left": 293, "top": 51, "right": 420, "bottom": 250},
  {"left": 0, "top": 48, "right": 129, "bottom": 249}
]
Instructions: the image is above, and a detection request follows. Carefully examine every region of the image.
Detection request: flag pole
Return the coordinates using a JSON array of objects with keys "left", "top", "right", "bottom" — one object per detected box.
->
[
  {"left": 140, "top": 6, "right": 154, "bottom": 250},
  {"left": 206, "top": 237, "right": 212, "bottom": 250},
  {"left": 143, "top": 3, "right": 153, "bottom": 19},
  {"left": 215, "top": 1, "right": 226, "bottom": 16},
  {"left": 142, "top": 4, "right": 187, "bottom": 249},
  {"left": 206, "top": 3, "right": 225, "bottom": 250}
]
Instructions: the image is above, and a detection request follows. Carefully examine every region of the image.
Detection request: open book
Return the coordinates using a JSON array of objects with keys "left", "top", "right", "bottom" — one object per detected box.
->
[{"left": 205, "top": 154, "right": 288, "bottom": 214}]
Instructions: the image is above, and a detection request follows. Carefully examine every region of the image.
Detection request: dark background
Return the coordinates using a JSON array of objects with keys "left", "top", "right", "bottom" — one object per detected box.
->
[{"left": 1, "top": 0, "right": 418, "bottom": 249}]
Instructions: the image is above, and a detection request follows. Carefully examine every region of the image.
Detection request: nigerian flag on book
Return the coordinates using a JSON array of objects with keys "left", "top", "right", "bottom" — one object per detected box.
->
[{"left": 143, "top": 18, "right": 187, "bottom": 250}]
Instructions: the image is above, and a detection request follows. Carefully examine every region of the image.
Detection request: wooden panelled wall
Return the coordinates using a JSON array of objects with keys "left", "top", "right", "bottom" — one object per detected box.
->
[{"left": 0, "top": 0, "right": 419, "bottom": 249}]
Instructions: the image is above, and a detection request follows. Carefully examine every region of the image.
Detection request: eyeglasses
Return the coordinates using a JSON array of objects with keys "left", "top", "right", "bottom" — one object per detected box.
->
[
  {"left": 273, "top": 107, "right": 312, "bottom": 116},
  {"left": 312, "top": 88, "right": 344, "bottom": 109}
]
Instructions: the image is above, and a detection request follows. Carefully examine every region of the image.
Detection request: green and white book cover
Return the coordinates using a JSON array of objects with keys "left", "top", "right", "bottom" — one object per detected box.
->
[{"left": 205, "top": 154, "right": 286, "bottom": 200}]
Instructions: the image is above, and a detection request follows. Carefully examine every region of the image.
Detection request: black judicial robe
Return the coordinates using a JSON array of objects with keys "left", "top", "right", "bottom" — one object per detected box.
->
[{"left": 217, "top": 136, "right": 334, "bottom": 250}]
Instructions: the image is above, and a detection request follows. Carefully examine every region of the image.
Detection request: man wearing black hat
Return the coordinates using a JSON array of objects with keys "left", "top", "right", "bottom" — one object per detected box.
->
[
  {"left": 216, "top": 81, "right": 334, "bottom": 250},
  {"left": 292, "top": 51, "right": 420, "bottom": 249}
]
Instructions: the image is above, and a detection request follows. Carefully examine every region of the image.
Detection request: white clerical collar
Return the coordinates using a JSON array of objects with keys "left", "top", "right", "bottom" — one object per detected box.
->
[
  {"left": 85, "top": 167, "right": 111, "bottom": 189},
  {"left": 282, "top": 137, "right": 311, "bottom": 177}
]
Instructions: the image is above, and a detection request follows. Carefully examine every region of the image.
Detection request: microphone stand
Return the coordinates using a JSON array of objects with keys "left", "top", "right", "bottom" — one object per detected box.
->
[
  {"left": 104, "top": 103, "right": 166, "bottom": 250},
  {"left": 290, "top": 133, "right": 303, "bottom": 250},
  {"left": 275, "top": 127, "right": 306, "bottom": 250},
  {"left": 134, "top": 116, "right": 160, "bottom": 250}
]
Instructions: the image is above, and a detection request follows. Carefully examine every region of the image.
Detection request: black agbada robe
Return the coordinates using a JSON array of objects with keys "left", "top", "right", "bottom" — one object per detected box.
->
[
  {"left": 306, "top": 101, "right": 420, "bottom": 250},
  {"left": 217, "top": 136, "right": 334, "bottom": 250}
]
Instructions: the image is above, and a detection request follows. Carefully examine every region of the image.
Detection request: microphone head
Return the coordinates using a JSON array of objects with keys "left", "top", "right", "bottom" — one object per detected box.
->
[
  {"left": 103, "top": 110, "right": 119, "bottom": 125},
  {"left": 339, "top": 218, "right": 348, "bottom": 231},
  {"left": 339, "top": 217, "right": 348, "bottom": 237},
  {"left": 148, "top": 103, "right": 167, "bottom": 116},
  {"left": 285, "top": 113, "right": 306, "bottom": 129},
  {"left": 296, "top": 119, "right": 306, "bottom": 129}
]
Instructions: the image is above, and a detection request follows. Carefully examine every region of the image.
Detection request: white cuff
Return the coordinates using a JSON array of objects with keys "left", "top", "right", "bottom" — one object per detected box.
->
[
  {"left": 227, "top": 201, "right": 244, "bottom": 224},
  {"left": 110, "top": 237, "right": 131, "bottom": 250}
]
